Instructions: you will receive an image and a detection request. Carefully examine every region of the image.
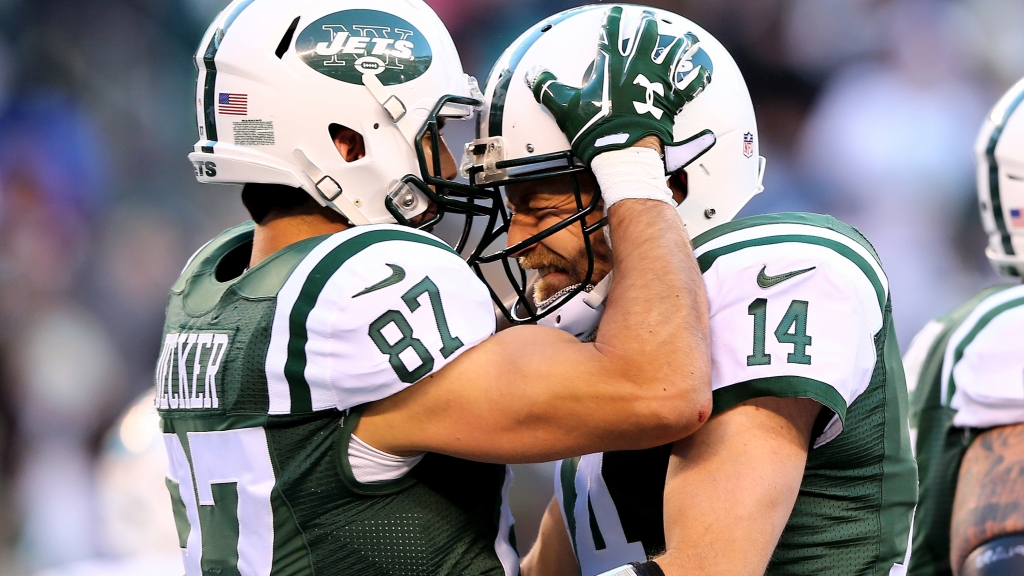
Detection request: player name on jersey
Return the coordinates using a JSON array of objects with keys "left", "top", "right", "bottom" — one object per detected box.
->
[{"left": 155, "top": 332, "right": 230, "bottom": 410}]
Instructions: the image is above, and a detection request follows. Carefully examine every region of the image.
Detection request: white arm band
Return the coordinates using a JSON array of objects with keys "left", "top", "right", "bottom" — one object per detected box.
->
[{"left": 590, "top": 147, "right": 675, "bottom": 214}]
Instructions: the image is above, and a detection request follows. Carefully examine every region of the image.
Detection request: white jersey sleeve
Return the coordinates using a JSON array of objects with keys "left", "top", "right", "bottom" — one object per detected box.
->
[
  {"left": 944, "top": 284, "right": 1024, "bottom": 429},
  {"left": 694, "top": 218, "right": 890, "bottom": 447},
  {"left": 264, "top": 225, "right": 495, "bottom": 414}
]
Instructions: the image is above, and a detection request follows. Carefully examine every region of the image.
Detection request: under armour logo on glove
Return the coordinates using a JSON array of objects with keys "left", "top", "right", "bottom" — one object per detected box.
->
[
  {"left": 524, "top": 6, "right": 712, "bottom": 165},
  {"left": 632, "top": 74, "right": 665, "bottom": 119}
]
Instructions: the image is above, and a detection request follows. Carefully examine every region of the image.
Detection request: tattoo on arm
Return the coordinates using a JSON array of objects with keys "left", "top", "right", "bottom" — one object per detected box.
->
[{"left": 950, "top": 423, "right": 1024, "bottom": 574}]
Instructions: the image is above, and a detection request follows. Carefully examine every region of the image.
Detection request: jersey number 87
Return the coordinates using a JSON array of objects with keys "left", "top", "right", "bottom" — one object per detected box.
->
[{"left": 369, "top": 276, "right": 465, "bottom": 383}]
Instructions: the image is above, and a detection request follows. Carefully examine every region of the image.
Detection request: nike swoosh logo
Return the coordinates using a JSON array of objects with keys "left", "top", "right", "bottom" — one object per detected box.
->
[
  {"left": 756, "top": 265, "right": 816, "bottom": 289},
  {"left": 354, "top": 264, "right": 406, "bottom": 298}
]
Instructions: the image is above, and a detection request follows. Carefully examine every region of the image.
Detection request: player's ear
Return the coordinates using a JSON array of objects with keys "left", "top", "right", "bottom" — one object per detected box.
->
[{"left": 329, "top": 124, "right": 365, "bottom": 163}]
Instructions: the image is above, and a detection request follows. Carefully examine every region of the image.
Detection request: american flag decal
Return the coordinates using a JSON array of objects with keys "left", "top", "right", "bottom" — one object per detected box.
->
[
  {"left": 1011, "top": 208, "right": 1024, "bottom": 228},
  {"left": 218, "top": 93, "right": 248, "bottom": 116}
]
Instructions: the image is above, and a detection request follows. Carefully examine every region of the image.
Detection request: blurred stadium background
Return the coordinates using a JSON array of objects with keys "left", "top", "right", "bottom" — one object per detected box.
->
[{"left": 0, "top": 0, "right": 1021, "bottom": 573}]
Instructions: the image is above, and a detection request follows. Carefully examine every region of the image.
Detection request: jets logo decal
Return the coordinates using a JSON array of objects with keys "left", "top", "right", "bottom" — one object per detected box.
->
[{"left": 295, "top": 9, "right": 432, "bottom": 86}]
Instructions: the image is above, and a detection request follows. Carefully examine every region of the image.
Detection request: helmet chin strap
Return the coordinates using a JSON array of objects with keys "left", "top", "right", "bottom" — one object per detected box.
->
[
  {"left": 362, "top": 73, "right": 420, "bottom": 143},
  {"left": 584, "top": 272, "right": 613, "bottom": 307},
  {"left": 293, "top": 148, "right": 371, "bottom": 225},
  {"left": 293, "top": 74, "right": 459, "bottom": 228},
  {"left": 537, "top": 274, "right": 613, "bottom": 341}
]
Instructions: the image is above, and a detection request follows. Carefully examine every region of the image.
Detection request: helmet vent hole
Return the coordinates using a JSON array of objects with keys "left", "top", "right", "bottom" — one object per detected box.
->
[
  {"left": 373, "top": 123, "right": 380, "bottom": 129},
  {"left": 662, "top": 18, "right": 672, "bottom": 24},
  {"left": 556, "top": 315, "right": 561, "bottom": 324},
  {"left": 275, "top": 16, "right": 301, "bottom": 59},
  {"left": 329, "top": 124, "right": 366, "bottom": 163},
  {"left": 542, "top": 24, "right": 553, "bottom": 32}
]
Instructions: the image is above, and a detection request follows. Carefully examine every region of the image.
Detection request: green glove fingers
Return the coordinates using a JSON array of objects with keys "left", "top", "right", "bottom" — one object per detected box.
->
[
  {"left": 597, "top": 6, "right": 624, "bottom": 58},
  {"left": 528, "top": 69, "right": 577, "bottom": 128},
  {"left": 527, "top": 7, "right": 713, "bottom": 166},
  {"left": 671, "top": 32, "right": 711, "bottom": 106},
  {"left": 630, "top": 11, "right": 662, "bottom": 64}
]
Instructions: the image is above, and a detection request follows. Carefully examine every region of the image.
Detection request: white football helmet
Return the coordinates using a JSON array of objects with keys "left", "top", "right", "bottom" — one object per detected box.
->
[
  {"left": 187, "top": 0, "right": 488, "bottom": 229},
  {"left": 975, "top": 76, "right": 1024, "bottom": 278},
  {"left": 461, "top": 5, "right": 765, "bottom": 323}
]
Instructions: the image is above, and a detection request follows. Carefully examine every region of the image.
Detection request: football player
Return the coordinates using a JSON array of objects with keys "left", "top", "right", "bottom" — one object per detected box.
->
[
  {"left": 905, "top": 77, "right": 1024, "bottom": 576},
  {"left": 158, "top": 1, "right": 713, "bottom": 575},
  {"left": 460, "top": 6, "right": 918, "bottom": 576}
]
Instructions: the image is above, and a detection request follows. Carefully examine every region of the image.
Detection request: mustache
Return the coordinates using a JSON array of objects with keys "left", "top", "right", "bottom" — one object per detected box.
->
[{"left": 517, "top": 245, "right": 579, "bottom": 277}]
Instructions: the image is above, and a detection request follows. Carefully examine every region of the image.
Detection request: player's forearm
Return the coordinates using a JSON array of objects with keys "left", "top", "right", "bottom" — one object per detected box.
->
[
  {"left": 522, "top": 498, "right": 581, "bottom": 576},
  {"left": 950, "top": 423, "right": 1024, "bottom": 574},
  {"left": 597, "top": 196, "right": 711, "bottom": 435},
  {"left": 657, "top": 398, "right": 817, "bottom": 575}
]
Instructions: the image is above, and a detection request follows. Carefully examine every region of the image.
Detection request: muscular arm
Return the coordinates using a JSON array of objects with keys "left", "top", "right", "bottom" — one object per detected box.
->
[
  {"left": 357, "top": 191, "right": 712, "bottom": 463},
  {"left": 522, "top": 497, "right": 581, "bottom": 576},
  {"left": 655, "top": 397, "right": 821, "bottom": 576},
  {"left": 950, "top": 423, "right": 1024, "bottom": 575}
]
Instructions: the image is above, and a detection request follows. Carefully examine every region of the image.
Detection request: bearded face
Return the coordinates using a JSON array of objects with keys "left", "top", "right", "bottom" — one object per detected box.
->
[
  {"left": 517, "top": 228, "right": 612, "bottom": 304},
  {"left": 504, "top": 171, "right": 613, "bottom": 305}
]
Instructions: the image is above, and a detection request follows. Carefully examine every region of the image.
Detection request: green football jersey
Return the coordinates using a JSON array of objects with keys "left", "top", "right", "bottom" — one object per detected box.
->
[
  {"left": 554, "top": 213, "right": 918, "bottom": 576},
  {"left": 156, "top": 222, "right": 518, "bottom": 576},
  {"left": 905, "top": 283, "right": 1024, "bottom": 576}
]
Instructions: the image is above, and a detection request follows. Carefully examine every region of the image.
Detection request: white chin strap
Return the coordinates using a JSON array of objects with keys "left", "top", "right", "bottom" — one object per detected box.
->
[{"left": 537, "top": 274, "right": 612, "bottom": 341}]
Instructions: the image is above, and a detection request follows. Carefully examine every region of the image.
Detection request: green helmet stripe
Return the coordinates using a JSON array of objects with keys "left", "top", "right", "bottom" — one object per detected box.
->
[
  {"left": 199, "top": 0, "right": 257, "bottom": 152},
  {"left": 985, "top": 83, "right": 1024, "bottom": 257},
  {"left": 283, "top": 230, "right": 456, "bottom": 413},
  {"left": 487, "top": 7, "right": 597, "bottom": 138}
]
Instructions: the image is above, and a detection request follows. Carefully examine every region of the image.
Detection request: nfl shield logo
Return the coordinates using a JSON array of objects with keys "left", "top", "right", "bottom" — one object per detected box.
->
[{"left": 743, "top": 132, "right": 754, "bottom": 158}]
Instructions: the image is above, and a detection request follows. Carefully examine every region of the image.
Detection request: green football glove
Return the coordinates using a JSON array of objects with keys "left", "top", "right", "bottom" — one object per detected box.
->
[{"left": 525, "top": 7, "right": 711, "bottom": 166}]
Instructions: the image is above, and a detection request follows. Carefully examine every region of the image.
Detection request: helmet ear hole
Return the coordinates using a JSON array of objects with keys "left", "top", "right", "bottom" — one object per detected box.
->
[{"left": 329, "top": 124, "right": 366, "bottom": 163}]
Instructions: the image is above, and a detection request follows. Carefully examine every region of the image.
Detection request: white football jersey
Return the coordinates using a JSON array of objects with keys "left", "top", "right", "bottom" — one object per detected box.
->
[
  {"left": 905, "top": 283, "right": 1024, "bottom": 429},
  {"left": 556, "top": 213, "right": 916, "bottom": 576},
  {"left": 263, "top": 224, "right": 497, "bottom": 413},
  {"left": 157, "top": 222, "right": 514, "bottom": 576},
  {"left": 695, "top": 213, "right": 889, "bottom": 447}
]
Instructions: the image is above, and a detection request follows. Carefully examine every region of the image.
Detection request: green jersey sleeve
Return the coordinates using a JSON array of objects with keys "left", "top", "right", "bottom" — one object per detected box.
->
[{"left": 263, "top": 225, "right": 496, "bottom": 414}]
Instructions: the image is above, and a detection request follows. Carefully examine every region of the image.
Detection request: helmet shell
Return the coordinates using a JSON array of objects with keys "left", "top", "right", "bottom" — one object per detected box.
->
[
  {"left": 473, "top": 4, "right": 765, "bottom": 239},
  {"left": 188, "top": 0, "right": 473, "bottom": 225},
  {"left": 975, "top": 76, "right": 1024, "bottom": 277}
]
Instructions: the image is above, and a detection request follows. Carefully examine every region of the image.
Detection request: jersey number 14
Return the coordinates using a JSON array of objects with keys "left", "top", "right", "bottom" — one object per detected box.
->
[{"left": 747, "top": 298, "right": 812, "bottom": 366}]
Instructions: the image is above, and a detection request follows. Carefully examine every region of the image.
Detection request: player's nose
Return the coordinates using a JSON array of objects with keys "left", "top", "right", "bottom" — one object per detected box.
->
[
  {"left": 439, "top": 139, "right": 458, "bottom": 180},
  {"left": 505, "top": 216, "right": 536, "bottom": 258}
]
